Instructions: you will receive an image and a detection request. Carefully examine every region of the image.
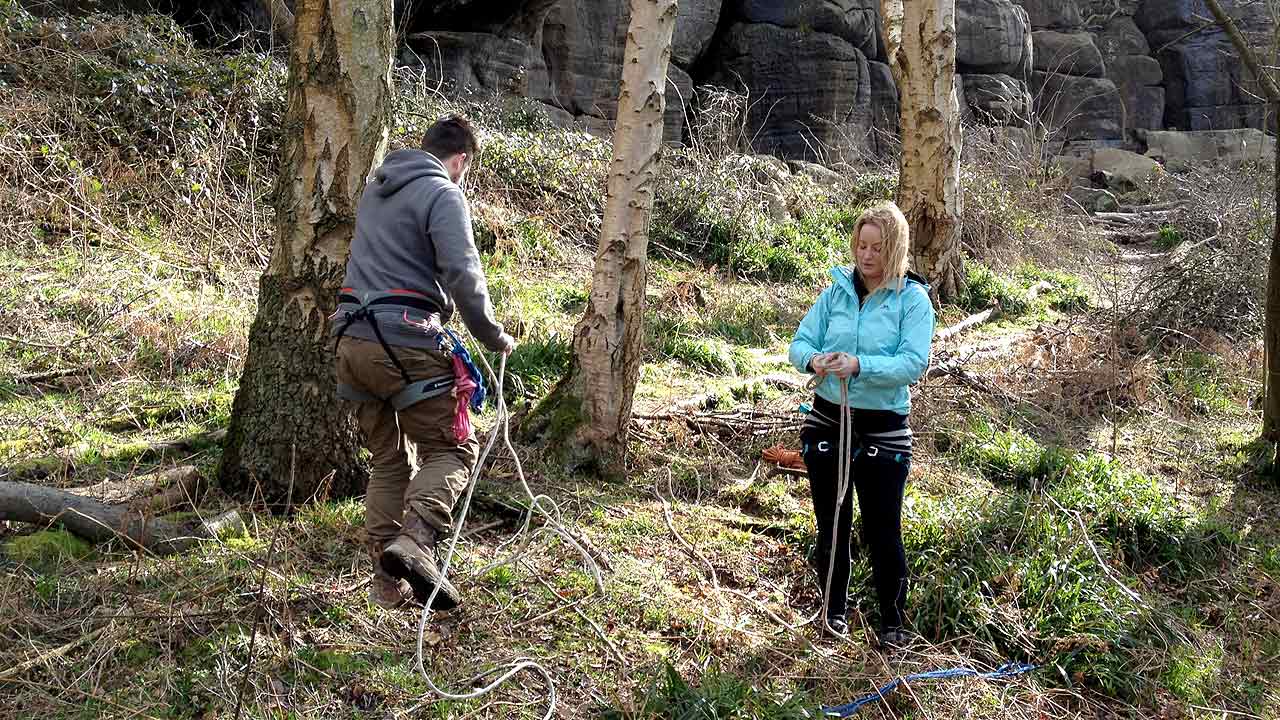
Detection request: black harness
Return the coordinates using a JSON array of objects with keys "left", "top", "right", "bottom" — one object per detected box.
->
[{"left": 333, "top": 289, "right": 456, "bottom": 411}]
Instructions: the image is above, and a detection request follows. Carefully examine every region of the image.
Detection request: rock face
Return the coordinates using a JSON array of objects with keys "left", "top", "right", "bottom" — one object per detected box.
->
[
  {"left": 1137, "top": 0, "right": 1273, "bottom": 132},
  {"left": 393, "top": 0, "right": 1273, "bottom": 160},
  {"left": 704, "top": 22, "right": 875, "bottom": 161}
]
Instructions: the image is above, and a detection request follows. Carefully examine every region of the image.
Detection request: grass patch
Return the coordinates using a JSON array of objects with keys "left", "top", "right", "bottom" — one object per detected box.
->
[{"left": 605, "top": 663, "right": 815, "bottom": 720}]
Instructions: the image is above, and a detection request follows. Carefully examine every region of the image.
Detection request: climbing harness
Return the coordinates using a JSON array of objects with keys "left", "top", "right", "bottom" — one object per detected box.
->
[
  {"left": 410, "top": 351, "right": 605, "bottom": 720},
  {"left": 820, "top": 662, "right": 1039, "bottom": 717},
  {"left": 332, "top": 288, "right": 461, "bottom": 410},
  {"left": 332, "top": 290, "right": 492, "bottom": 426}
]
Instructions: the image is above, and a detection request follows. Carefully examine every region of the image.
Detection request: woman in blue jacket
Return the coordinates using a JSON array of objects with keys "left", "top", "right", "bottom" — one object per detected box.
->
[{"left": 789, "top": 201, "right": 935, "bottom": 644}]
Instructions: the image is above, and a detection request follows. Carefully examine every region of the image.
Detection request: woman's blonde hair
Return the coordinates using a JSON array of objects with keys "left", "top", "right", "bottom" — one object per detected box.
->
[{"left": 851, "top": 201, "right": 911, "bottom": 290}]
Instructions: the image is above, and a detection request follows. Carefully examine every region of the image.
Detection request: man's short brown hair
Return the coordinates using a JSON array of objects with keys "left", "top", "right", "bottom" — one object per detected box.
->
[{"left": 421, "top": 115, "right": 479, "bottom": 160}]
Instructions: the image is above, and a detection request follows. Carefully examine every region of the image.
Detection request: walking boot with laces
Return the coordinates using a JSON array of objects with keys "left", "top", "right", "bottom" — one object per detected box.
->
[
  {"left": 381, "top": 512, "right": 461, "bottom": 610},
  {"left": 368, "top": 541, "right": 412, "bottom": 609}
]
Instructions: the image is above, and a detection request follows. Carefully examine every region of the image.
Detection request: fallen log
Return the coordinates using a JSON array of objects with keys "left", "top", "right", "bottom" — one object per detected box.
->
[
  {"left": 935, "top": 305, "right": 999, "bottom": 343},
  {"left": 0, "top": 480, "right": 241, "bottom": 554},
  {"left": 1116, "top": 200, "right": 1183, "bottom": 213},
  {"left": 1093, "top": 209, "right": 1179, "bottom": 222},
  {"left": 73, "top": 465, "right": 203, "bottom": 511}
]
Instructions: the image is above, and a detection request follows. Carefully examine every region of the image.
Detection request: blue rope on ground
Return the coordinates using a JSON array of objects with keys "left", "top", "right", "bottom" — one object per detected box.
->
[{"left": 821, "top": 662, "right": 1039, "bottom": 717}]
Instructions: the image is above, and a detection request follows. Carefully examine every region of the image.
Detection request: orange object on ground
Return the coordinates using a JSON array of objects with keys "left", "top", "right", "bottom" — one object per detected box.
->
[{"left": 763, "top": 444, "right": 805, "bottom": 470}]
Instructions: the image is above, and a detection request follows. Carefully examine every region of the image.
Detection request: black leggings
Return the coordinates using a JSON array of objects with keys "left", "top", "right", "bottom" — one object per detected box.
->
[{"left": 801, "top": 412, "right": 910, "bottom": 630}]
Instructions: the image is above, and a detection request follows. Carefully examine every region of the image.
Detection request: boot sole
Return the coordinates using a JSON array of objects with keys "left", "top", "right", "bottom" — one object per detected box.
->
[{"left": 381, "top": 548, "right": 460, "bottom": 611}]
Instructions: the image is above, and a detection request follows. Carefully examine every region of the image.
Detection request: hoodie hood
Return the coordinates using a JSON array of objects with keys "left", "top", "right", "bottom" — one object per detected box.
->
[
  {"left": 372, "top": 149, "right": 450, "bottom": 197},
  {"left": 828, "top": 266, "right": 930, "bottom": 297}
]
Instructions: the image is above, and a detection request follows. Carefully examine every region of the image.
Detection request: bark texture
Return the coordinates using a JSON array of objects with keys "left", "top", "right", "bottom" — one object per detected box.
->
[
  {"left": 220, "top": 0, "right": 394, "bottom": 504},
  {"left": 1203, "top": 0, "right": 1280, "bottom": 444},
  {"left": 881, "top": 0, "right": 965, "bottom": 300},
  {"left": 536, "top": 0, "right": 678, "bottom": 475}
]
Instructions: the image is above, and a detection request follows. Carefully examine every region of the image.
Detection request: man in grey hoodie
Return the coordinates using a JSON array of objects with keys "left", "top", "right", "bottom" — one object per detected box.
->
[{"left": 333, "top": 115, "right": 514, "bottom": 611}]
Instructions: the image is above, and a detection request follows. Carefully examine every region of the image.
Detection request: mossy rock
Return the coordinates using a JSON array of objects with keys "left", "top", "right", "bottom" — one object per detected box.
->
[{"left": 5, "top": 530, "right": 95, "bottom": 570}]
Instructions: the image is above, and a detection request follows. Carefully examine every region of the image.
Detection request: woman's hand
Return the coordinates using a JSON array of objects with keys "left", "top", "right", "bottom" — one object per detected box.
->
[
  {"left": 810, "top": 352, "right": 835, "bottom": 377},
  {"left": 820, "top": 352, "right": 860, "bottom": 379}
]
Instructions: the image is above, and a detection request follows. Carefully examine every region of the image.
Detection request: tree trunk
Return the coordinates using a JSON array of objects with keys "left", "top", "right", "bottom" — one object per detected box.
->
[
  {"left": 528, "top": 0, "right": 679, "bottom": 475},
  {"left": 880, "top": 0, "right": 965, "bottom": 301},
  {"left": 220, "top": 0, "right": 394, "bottom": 506},
  {"left": 1202, "top": 0, "right": 1280, "bottom": 446},
  {"left": 1268, "top": 109, "right": 1279, "bottom": 444}
]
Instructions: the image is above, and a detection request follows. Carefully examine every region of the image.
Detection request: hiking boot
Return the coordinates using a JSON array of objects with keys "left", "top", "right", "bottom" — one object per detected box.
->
[
  {"left": 824, "top": 613, "right": 849, "bottom": 637},
  {"left": 876, "top": 628, "right": 915, "bottom": 650},
  {"left": 368, "top": 541, "right": 412, "bottom": 610},
  {"left": 381, "top": 512, "right": 461, "bottom": 610}
]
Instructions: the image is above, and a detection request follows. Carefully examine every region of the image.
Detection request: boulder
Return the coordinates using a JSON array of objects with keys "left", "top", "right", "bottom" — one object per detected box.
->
[
  {"left": 1106, "top": 54, "right": 1163, "bottom": 87},
  {"left": 404, "top": 31, "right": 546, "bottom": 98},
  {"left": 1067, "top": 185, "right": 1119, "bottom": 213},
  {"left": 868, "top": 60, "right": 900, "bottom": 142},
  {"left": 539, "top": 0, "right": 695, "bottom": 140},
  {"left": 1142, "top": 128, "right": 1278, "bottom": 172},
  {"left": 673, "top": 0, "right": 723, "bottom": 67},
  {"left": 962, "top": 73, "right": 1032, "bottom": 126},
  {"left": 1104, "top": 55, "right": 1164, "bottom": 132},
  {"left": 1051, "top": 153, "right": 1093, "bottom": 183},
  {"left": 1137, "top": 0, "right": 1269, "bottom": 37},
  {"left": 1095, "top": 16, "right": 1149, "bottom": 57},
  {"left": 1031, "top": 72, "right": 1123, "bottom": 141},
  {"left": 1091, "top": 147, "right": 1161, "bottom": 185},
  {"left": 730, "top": 0, "right": 880, "bottom": 58},
  {"left": 788, "top": 160, "right": 845, "bottom": 186},
  {"left": 1012, "top": 0, "right": 1084, "bottom": 30},
  {"left": 1032, "top": 31, "right": 1105, "bottom": 77},
  {"left": 957, "top": 0, "right": 1033, "bottom": 75},
  {"left": 1154, "top": 32, "right": 1271, "bottom": 132},
  {"left": 706, "top": 23, "right": 874, "bottom": 161},
  {"left": 1118, "top": 84, "right": 1166, "bottom": 133}
]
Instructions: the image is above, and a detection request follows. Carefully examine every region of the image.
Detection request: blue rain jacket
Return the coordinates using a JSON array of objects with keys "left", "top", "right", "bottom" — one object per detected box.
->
[{"left": 788, "top": 267, "right": 935, "bottom": 414}]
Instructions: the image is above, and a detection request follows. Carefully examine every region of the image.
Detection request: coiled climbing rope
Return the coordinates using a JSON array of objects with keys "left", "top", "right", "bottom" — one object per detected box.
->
[{"left": 410, "top": 352, "right": 604, "bottom": 720}]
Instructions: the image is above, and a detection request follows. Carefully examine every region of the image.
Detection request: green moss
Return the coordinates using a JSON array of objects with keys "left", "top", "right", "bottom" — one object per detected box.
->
[
  {"left": 6, "top": 530, "right": 95, "bottom": 569},
  {"left": 546, "top": 392, "right": 585, "bottom": 441}
]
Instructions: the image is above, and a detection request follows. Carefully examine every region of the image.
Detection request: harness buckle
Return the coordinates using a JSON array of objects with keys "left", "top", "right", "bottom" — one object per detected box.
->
[{"left": 865, "top": 445, "right": 879, "bottom": 457}]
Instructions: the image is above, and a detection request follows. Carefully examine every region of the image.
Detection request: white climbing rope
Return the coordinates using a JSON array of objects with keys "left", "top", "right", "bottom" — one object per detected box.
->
[
  {"left": 806, "top": 365, "right": 855, "bottom": 637},
  {"left": 820, "top": 379, "right": 854, "bottom": 635},
  {"left": 410, "top": 352, "right": 605, "bottom": 720}
]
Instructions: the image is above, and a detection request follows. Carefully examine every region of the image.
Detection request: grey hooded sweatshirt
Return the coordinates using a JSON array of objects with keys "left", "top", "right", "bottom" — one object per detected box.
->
[{"left": 333, "top": 149, "right": 506, "bottom": 352}]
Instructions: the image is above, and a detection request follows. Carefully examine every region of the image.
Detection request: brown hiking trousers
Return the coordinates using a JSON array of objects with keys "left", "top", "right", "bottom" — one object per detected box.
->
[{"left": 335, "top": 336, "right": 479, "bottom": 545}]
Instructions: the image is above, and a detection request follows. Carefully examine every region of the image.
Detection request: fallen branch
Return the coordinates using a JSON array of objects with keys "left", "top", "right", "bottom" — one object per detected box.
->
[
  {"left": 1116, "top": 200, "right": 1184, "bottom": 213},
  {"left": 1046, "top": 495, "right": 1148, "bottom": 609},
  {"left": 925, "top": 362, "right": 1022, "bottom": 404},
  {"left": 11, "top": 365, "right": 97, "bottom": 385},
  {"left": 0, "top": 624, "right": 112, "bottom": 681},
  {"left": 0, "top": 480, "right": 240, "bottom": 554},
  {"left": 72, "top": 465, "right": 202, "bottom": 509},
  {"left": 1093, "top": 209, "right": 1179, "bottom": 223},
  {"left": 935, "top": 305, "right": 999, "bottom": 343}
]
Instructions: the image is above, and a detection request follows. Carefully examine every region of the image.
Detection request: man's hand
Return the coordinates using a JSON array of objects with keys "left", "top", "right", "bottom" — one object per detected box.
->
[{"left": 497, "top": 332, "right": 517, "bottom": 356}]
